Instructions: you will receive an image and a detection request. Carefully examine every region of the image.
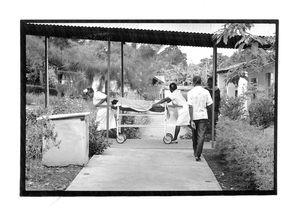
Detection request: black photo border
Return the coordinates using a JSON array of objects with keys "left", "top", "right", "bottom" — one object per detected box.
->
[{"left": 20, "top": 19, "right": 278, "bottom": 197}]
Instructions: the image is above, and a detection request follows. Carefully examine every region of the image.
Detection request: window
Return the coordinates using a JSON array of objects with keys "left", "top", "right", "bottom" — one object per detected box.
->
[
  {"left": 251, "top": 77, "right": 257, "bottom": 84},
  {"left": 266, "top": 73, "right": 271, "bottom": 87},
  {"left": 250, "top": 77, "right": 257, "bottom": 101}
]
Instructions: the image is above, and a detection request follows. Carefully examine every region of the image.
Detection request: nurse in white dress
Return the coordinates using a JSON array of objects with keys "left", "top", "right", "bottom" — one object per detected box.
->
[
  {"left": 84, "top": 79, "right": 116, "bottom": 132},
  {"left": 154, "top": 82, "right": 190, "bottom": 143},
  {"left": 93, "top": 90, "right": 116, "bottom": 131}
]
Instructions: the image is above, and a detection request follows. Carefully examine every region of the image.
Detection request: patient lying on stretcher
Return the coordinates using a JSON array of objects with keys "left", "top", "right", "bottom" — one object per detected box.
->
[{"left": 111, "top": 98, "right": 165, "bottom": 112}]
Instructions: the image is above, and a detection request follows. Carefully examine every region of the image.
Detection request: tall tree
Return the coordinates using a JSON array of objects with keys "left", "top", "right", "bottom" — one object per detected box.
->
[{"left": 158, "top": 46, "right": 187, "bottom": 67}]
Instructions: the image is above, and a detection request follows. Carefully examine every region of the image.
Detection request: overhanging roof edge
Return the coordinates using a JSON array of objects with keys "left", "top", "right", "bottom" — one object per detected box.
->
[{"left": 23, "top": 23, "right": 272, "bottom": 49}]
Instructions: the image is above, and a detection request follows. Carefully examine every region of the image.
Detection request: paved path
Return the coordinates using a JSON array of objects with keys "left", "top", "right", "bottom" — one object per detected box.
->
[{"left": 67, "top": 139, "right": 221, "bottom": 191}]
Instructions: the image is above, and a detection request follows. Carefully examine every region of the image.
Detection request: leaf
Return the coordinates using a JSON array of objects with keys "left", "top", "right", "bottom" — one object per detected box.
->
[{"left": 215, "top": 34, "right": 223, "bottom": 45}]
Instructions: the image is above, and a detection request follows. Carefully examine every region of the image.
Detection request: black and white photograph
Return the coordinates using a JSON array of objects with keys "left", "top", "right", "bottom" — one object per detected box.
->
[
  {"left": 3, "top": 0, "right": 300, "bottom": 214},
  {"left": 20, "top": 20, "right": 277, "bottom": 195}
]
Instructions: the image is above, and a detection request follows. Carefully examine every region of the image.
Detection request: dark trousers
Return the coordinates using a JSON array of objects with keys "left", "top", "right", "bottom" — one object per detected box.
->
[
  {"left": 192, "top": 119, "right": 208, "bottom": 158},
  {"left": 206, "top": 111, "right": 219, "bottom": 140}
]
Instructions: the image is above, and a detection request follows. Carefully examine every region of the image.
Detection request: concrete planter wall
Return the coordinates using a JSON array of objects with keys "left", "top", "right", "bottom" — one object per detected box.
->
[{"left": 39, "top": 112, "right": 90, "bottom": 166}]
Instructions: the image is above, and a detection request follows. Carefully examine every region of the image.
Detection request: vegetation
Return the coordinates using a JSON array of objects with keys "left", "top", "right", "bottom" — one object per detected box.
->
[
  {"left": 220, "top": 96, "right": 247, "bottom": 120},
  {"left": 215, "top": 118, "right": 274, "bottom": 190},
  {"left": 248, "top": 97, "right": 274, "bottom": 128},
  {"left": 26, "top": 36, "right": 190, "bottom": 100},
  {"left": 213, "top": 23, "right": 275, "bottom": 85}
]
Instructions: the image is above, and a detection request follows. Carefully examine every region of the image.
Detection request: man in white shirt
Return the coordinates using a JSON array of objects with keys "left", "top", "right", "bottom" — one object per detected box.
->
[
  {"left": 154, "top": 83, "right": 190, "bottom": 143},
  {"left": 187, "top": 76, "right": 213, "bottom": 162}
]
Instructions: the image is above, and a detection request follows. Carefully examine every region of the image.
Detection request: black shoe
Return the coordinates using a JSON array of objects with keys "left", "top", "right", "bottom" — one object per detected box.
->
[{"left": 195, "top": 157, "right": 201, "bottom": 162}]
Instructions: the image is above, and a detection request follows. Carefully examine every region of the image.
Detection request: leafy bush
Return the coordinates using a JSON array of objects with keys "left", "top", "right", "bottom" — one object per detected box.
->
[
  {"left": 49, "top": 97, "right": 92, "bottom": 115},
  {"left": 26, "top": 96, "right": 110, "bottom": 166},
  {"left": 121, "top": 116, "right": 140, "bottom": 138},
  {"left": 26, "top": 93, "right": 61, "bottom": 106},
  {"left": 119, "top": 115, "right": 149, "bottom": 139},
  {"left": 215, "top": 118, "right": 274, "bottom": 190},
  {"left": 248, "top": 97, "right": 274, "bottom": 128},
  {"left": 88, "top": 111, "right": 111, "bottom": 156},
  {"left": 26, "top": 84, "right": 58, "bottom": 96},
  {"left": 45, "top": 97, "right": 111, "bottom": 156},
  {"left": 26, "top": 107, "right": 59, "bottom": 166},
  {"left": 220, "top": 96, "right": 246, "bottom": 120}
]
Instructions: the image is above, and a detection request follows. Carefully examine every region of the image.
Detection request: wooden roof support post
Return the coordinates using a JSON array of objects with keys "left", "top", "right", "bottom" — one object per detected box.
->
[
  {"left": 121, "top": 42, "right": 124, "bottom": 97},
  {"left": 44, "top": 36, "right": 49, "bottom": 108},
  {"left": 212, "top": 45, "right": 217, "bottom": 148},
  {"left": 106, "top": 38, "right": 111, "bottom": 144}
]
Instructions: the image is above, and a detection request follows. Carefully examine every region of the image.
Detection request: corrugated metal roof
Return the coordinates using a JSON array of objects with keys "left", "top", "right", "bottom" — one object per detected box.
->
[
  {"left": 23, "top": 22, "right": 272, "bottom": 49},
  {"left": 28, "top": 23, "right": 225, "bottom": 34}
]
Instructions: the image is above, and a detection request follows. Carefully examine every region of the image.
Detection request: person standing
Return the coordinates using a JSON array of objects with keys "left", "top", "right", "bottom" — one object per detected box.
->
[
  {"left": 154, "top": 83, "right": 190, "bottom": 143},
  {"left": 187, "top": 76, "right": 213, "bottom": 162},
  {"left": 83, "top": 79, "right": 116, "bottom": 132},
  {"left": 205, "top": 76, "right": 221, "bottom": 141}
]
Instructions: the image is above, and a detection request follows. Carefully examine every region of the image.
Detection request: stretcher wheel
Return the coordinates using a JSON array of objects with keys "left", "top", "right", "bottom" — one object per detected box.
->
[
  {"left": 116, "top": 134, "right": 127, "bottom": 144},
  {"left": 163, "top": 133, "right": 173, "bottom": 144}
]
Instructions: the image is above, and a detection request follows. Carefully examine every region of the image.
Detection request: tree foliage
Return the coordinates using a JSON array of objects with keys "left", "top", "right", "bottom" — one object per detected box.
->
[
  {"left": 26, "top": 36, "right": 189, "bottom": 98},
  {"left": 213, "top": 23, "right": 276, "bottom": 85}
]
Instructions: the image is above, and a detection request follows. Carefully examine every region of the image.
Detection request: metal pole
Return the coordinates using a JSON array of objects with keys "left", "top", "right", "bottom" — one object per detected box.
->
[
  {"left": 44, "top": 36, "right": 49, "bottom": 108},
  {"left": 106, "top": 38, "right": 111, "bottom": 144},
  {"left": 121, "top": 42, "right": 124, "bottom": 97},
  {"left": 212, "top": 45, "right": 217, "bottom": 148}
]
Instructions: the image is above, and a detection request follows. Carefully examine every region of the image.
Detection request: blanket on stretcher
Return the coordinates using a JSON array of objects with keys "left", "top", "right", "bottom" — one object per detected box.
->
[{"left": 115, "top": 98, "right": 165, "bottom": 112}]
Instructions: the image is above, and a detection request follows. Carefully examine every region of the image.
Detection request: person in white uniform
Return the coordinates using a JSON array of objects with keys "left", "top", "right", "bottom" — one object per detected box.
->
[
  {"left": 83, "top": 85, "right": 116, "bottom": 132},
  {"left": 154, "top": 83, "right": 190, "bottom": 143},
  {"left": 93, "top": 90, "right": 116, "bottom": 131}
]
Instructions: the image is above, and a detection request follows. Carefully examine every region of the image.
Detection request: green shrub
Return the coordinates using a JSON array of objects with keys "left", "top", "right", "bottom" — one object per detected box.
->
[
  {"left": 26, "top": 84, "right": 58, "bottom": 96},
  {"left": 220, "top": 96, "right": 246, "bottom": 120},
  {"left": 88, "top": 111, "right": 111, "bottom": 156},
  {"left": 120, "top": 115, "right": 149, "bottom": 139},
  {"left": 215, "top": 118, "right": 274, "bottom": 190},
  {"left": 26, "top": 97, "right": 110, "bottom": 166},
  {"left": 248, "top": 97, "right": 274, "bottom": 128},
  {"left": 26, "top": 93, "right": 61, "bottom": 106},
  {"left": 49, "top": 97, "right": 92, "bottom": 115},
  {"left": 121, "top": 116, "right": 140, "bottom": 138},
  {"left": 26, "top": 107, "right": 59, "bottom": 165},
  {"left": 47, "top": 98, "right": 111, "bottom": 156}
]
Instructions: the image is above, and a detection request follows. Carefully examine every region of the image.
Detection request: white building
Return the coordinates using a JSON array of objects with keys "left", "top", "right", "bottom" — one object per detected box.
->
[{"left": 217, "top": 62, "right": 275, "bottom": 110}]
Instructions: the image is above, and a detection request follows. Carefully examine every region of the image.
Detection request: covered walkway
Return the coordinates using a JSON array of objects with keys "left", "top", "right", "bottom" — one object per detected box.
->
[{"left": 67, "top": 139, "right": 221, "bottom": 191}]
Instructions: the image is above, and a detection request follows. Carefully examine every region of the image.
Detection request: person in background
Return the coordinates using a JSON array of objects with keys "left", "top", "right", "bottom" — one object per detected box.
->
[
  {"left": 187, "top": 76, "right": 213, "bottom": 162},
  {"left": 154, "top": 82, "right": 190, "bottom": 143},
  {"left": 205, "top": 76, "right": 221, "bottom": 141}
]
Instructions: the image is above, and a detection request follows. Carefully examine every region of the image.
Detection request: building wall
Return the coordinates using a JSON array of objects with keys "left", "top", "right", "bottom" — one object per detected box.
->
[
  {"left": 248, "top": 63, "right": 275, "bottom": 98},
  {"left": 217, "top": 63, "right": 275, "bottom": 112}
]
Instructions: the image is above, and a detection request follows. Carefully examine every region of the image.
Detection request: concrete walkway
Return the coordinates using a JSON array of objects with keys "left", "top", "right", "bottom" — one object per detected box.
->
[{"left": 67, "top": 139, "right": 221, "bottom": 191}]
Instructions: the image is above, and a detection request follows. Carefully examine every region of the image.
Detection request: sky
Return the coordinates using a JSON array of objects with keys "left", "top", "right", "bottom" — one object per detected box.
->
[{"left": 179, "top": 24, "right": 276, "bottom": 64}]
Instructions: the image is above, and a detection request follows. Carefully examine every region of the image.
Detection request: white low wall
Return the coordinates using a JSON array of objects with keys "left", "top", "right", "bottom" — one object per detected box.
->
[{"left": 41, "top": 112, "right": 90, "bottom": 166}]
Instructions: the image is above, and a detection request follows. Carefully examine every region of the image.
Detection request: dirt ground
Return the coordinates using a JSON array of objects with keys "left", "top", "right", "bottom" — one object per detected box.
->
[
  {"left": 203, "top": 149, "right": 256, "bottom": 190},
  {"left": 25, "top": 160, "right": 82, "bottom": 191}
]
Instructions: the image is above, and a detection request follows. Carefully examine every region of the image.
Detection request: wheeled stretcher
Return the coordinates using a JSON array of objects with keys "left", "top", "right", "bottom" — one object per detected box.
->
[{"left": 112, "top": 98, "right": 176, "bottom": 144}]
